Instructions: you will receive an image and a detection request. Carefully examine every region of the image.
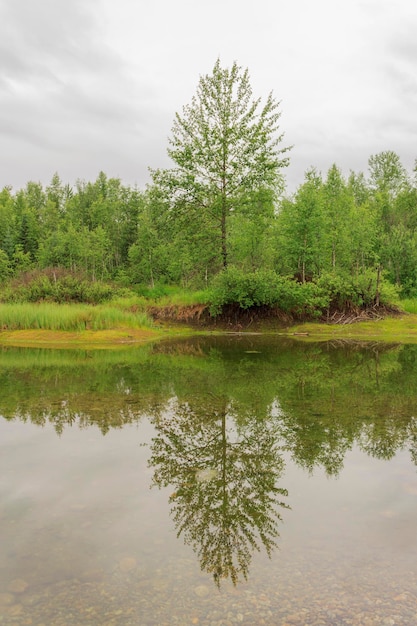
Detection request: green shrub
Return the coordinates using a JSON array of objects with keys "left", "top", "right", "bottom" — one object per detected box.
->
[
  {"left": 316, "top": 270, "right": 400, "bottom": 311},
  {"left": 0, "top": 250, "right": 12, "bottom": 283},
  {"left": 136, "top": 283, "right": 171, "bottom": 300},
  {"left": 207, "top": 267, "right": 400, "bottom": 318},
  {"left": 0, "top": 269, "right": 118, "bottom": 304},
  {"left": 400, "top": 298, "right": 417, "bottom": 314},
  {"left": 208, "top": 268, "right": 277, "bottom": 314},
  {"left": 208, "top": 268, "right": 328, "bottom": 317}
]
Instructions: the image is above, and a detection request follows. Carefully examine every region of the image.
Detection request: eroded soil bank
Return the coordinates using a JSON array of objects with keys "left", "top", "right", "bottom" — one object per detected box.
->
[
  {"left": 148, "top": 302, "right": 400, "bottom": 330},
  {"left": 148, "top": 303, "right": 417, "bottom": 344},
  {"left": 0, "top": 304, "right": 414, "bottom": 348}
]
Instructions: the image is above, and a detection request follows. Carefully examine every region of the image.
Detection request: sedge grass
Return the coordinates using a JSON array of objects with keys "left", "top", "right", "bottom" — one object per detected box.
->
[
  {"left": 132, "top": 284, "right": 211, "bottom": 307},
  {"left": 0, "top": 302, "right": 154, "bottom": 331},
  {"left": 155, "top": 289, "right": 211, "bottom": 307},
  {"left": 399, "top": 298, "right": 417, "bottom": 314}
]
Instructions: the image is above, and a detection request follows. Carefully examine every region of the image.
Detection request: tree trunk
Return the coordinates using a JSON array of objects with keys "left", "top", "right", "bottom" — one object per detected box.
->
[
  {"left": 221, "top": 201, "right": 227, "bottom": 268},
  {"left": 375, "top": 264, "right": 381, "bottom": 306}
]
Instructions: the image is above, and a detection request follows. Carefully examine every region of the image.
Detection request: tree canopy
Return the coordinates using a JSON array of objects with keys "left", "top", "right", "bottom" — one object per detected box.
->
[
  {"left": 152, "top": 59, "right": 290, "bottom": 276},
  {"left": 0, "top": 60, "right": 417, "bottom": 310}
]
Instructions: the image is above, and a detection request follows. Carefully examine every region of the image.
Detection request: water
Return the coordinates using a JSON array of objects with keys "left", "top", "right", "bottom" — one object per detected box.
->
[{"left": 0, "top": 337, "right": 416, "bottom": 625}]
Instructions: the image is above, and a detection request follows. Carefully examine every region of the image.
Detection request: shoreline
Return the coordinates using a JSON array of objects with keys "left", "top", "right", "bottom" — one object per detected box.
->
[
  {"left": 0, "top": 328, "right": 161, "bottom": 349},
  {"left": 1, "top": 313, "right": 417, "bottom": 348}
]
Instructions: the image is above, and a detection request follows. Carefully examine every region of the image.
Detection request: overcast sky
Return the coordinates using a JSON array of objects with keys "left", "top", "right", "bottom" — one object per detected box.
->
[{"left": 1, "top": 0, "right": 416, "bottom": 194}]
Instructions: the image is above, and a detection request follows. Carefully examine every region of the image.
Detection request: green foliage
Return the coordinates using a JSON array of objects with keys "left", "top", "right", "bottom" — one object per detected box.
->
[
  {"left": 152, "top": 59, "right": 290, "bottom": 276},
  {"left": 134, "top": 284, "right": 211, "bottom": 309},
  {"left": 208, "top": 268, "right": 328, "bottom": 317},
  {"left": 209, "top": 268, "right": 279, "bottom": 313},
  {"left": 13, "top": 244, "right": 33, "bottom": 273},
  {"left": 368, "top": 150, "right": 409, "bottom": 197},
  {"left": 316, "top": 269, "right": 400, "bottom": 310},
  {"left": 136, "top": 283, "right": 173, "bottom": 299},
  {"left": 0, "top": 249, "right": 12, "bottom": 282},
  {"left": 275, "top": 168, "right": 324, "bottom": 280},
  {"left": 208, "top": 266, "right": 400, "bottom": 318},
  {"left": 0, "top": 95, "right": 415, "bottom": 314},
  {"left": 0, "top": 269, "right": 116, "bottom": 304},
  {"left": 158, "top": 289, "right": 211, "bottom": 307},
  {"left": 399, "top": 298, "right": 417, "bottom": 314}
]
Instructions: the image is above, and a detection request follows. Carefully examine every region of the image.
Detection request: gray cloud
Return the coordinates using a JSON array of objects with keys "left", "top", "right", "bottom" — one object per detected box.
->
[
  {"left": 0, "top": 0, "right": 416, "bottom": 192},
  {"left": 1, "top": 0, "right": 101, "bottom": 83},
  {"left": 0, "top": 0, "right": 165, "bottom": 188}
]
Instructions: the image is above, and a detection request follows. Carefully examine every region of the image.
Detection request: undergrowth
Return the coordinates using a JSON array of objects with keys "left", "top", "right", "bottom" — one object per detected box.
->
[{"left": 400, "top": 298, "right": 417, "bottom": 314}]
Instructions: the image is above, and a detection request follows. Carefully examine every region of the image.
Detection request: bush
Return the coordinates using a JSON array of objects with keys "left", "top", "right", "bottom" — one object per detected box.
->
[
  {"left": 0, "top": 269, "right": 118, "bottom": 304},
  {"left": 208, "top": 268, "right": 277, "bottom": 314},
  {"left": 316, "top": 269, "right": 400, "bottom": 311},
  {"left": 207, "top": 267, "right": 400, "bottom": 318},
  {"left": 208, "top": 268, "right": 329, "bottom": 317},
  {"left": 136, "top": 283, "right": 171, "bottom": 300}
]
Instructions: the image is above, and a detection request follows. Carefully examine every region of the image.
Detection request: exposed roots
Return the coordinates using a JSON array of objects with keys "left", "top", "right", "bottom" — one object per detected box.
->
[
  {"left": 147, "top": 302, "right": 403, "bottom": 331},
  {"left": 147, "top": 304, "right": 209, "bottom": 323},
  {"left": 321, "top": 303, "right": 402, "bottom": 325}
]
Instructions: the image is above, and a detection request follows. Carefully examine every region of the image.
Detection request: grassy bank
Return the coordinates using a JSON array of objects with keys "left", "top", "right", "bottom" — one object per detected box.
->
[
  {"left": 287, "top": 312, "right": 417, "bottom": 343},
  {"left": 3, "top": 314, "right": 417, "bottom": 348},
  {"left": 0, "top": 301, "right": 163, "bottom": 348},
  {"left": 0, "top": 301, "right": 153, "bottom": 331},
  {"left": 1, "top": 296, "right": 417, "bottom": 348}
]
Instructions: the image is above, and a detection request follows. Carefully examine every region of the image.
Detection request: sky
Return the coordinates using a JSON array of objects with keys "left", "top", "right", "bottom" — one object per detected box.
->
[{"left": 1, "top": 0, "right": 416, "bottom": 194}]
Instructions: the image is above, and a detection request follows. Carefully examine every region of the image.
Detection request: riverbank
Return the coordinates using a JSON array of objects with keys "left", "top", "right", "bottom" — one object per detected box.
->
[
  {"left": 1, "top": 312, "right": 417, "bottom": 348},
  {"left": 0, "top": 327, "right": 160, "bottom": 349},
  {"left": 288, "top": 313, "right": 417, "bottom": 343}
]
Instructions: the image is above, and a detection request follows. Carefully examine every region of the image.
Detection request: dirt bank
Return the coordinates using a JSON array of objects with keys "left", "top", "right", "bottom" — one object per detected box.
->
[{"left": 147, "top": 302, "right": 401, "bottom": 331}]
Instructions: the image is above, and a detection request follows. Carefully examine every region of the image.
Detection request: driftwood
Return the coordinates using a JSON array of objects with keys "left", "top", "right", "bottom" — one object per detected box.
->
[{"left": 323, "top": 303, "right": 399, "bottom": 326}]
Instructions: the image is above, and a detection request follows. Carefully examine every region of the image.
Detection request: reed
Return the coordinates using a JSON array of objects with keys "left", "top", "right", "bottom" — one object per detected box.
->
[{"left": 0, "top": 302, "right": 154, "bottom": 331}]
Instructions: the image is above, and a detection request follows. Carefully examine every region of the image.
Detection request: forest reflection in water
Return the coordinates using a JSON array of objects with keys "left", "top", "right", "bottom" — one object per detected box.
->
[{"left": 1, "top": 335, "right": 417, "bottom": 614}]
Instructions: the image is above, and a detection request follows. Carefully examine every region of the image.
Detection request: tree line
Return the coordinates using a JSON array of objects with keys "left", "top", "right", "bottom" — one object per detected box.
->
[{"left": 1, "top": 60, "right": 416, "bottom": 310}]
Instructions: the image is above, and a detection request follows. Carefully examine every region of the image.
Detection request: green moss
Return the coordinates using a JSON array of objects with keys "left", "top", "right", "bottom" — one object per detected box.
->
[{"left": 287, "top": 314, "right": 417, "bottom": 343}]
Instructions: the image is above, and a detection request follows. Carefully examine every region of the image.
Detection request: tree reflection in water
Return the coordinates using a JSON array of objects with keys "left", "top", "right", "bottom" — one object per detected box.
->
[
  {"left": 3, "top": 340, "right": 417, "bottom": 584},
  {"left": 149, "top": 396, "right": 289, "bottom": 586}
]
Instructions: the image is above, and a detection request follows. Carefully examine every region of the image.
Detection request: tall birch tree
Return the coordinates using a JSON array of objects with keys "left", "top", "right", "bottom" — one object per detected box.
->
[{"left": 152, "top": 59, "right": 290, "bottom": 275}]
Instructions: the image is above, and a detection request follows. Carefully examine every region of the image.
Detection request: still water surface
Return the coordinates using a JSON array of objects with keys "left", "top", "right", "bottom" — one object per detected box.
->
[{"left": 0, "top": 336, "right": 416, "bottom": 625}]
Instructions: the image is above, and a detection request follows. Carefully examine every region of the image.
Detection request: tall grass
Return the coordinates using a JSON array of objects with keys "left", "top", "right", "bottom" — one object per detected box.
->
[
  {"left": 135, "top": 284, "right": 211, "bottom": 306},
  {"left": 0, "top": 302, "right": 154, "bottom": 331},
  {"left": 399, "top": 298, "right": 417, "bottom": 314},
  {"left": 152, "top": 289, "right": 211, "bottom": 307}
]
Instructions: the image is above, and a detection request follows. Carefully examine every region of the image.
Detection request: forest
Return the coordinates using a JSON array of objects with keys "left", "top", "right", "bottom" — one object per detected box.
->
[{"left": 1, "top": 61, "right": 416, "bottom": 318}]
